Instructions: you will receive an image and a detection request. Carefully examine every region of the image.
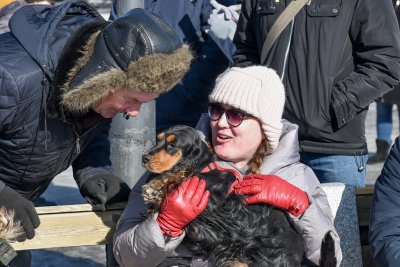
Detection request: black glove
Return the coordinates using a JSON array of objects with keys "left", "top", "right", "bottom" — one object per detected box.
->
[
  {"left": 0, "top": 186, "right": 40, "bottom": 240},
  {"left": 79, "top": 174, "right": 131, "bottom": 211}
]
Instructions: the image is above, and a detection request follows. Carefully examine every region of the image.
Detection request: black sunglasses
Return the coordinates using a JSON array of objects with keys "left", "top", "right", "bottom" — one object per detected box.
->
[{"left": 208, "top": 103, "right": 252, "bottom": 127}]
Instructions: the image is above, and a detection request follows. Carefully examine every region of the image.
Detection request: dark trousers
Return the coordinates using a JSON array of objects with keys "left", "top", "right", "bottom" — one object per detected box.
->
[{"left": 0, "top": 250, "right": 31, "bottom": 267}]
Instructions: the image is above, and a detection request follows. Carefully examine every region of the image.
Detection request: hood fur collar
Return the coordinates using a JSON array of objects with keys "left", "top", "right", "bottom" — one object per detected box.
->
[{"left": 60, "top": 31, "right": 193, "bottom": 114}]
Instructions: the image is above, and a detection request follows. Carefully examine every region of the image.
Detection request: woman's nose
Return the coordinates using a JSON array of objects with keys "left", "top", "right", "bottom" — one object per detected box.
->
[{"left": 217, "top": 112, "right": 229, "bottom": 127}]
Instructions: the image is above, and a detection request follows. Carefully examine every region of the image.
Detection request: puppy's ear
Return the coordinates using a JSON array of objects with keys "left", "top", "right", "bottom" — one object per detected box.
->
[
  {"left": 157, "top": 132, "right": 165, "bottom": 141},
  {"left": 195, "top": 141, "right": 215, "bottom": 167}
]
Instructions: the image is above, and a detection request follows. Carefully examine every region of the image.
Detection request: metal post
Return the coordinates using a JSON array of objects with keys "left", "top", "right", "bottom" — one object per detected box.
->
[
  {"left": 112, "top": 0, "right": 144, "bottom": 17},
  {"left": 109, "top": 103, "right": 155, "bottom": 188},
  {"left": 107, "top": 1, "right": 147, "bottom": 266}
]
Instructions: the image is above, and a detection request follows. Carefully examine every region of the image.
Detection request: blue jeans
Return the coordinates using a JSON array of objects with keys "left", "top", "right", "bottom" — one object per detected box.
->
[
  {"left": 376, "top": 102, "right": 400, "bottom": 144},
  {"left": 300, "top": 152, "right": 367, "bottom": 187}
]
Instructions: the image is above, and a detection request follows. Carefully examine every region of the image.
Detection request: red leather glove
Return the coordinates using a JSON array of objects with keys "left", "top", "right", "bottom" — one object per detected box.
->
[
  {"left": 232, "top": 174, "right": 309, "bottom": 217},
  {"left": 156, "top": 176, "right": 210, "bottom": 237}
]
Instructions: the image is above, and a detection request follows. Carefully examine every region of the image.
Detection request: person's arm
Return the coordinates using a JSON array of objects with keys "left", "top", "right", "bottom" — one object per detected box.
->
[
  {"left": 0, "top": 65, "right": 40, "bottom": 240},
  {"left": 289, "top": 168, "right": 342, "bottom": 266},
  {"left": 370, "top": 136, "right": 400, "bottom": 266},
  {"left": 233, "top": 169, "right": 342, "bottom": 266},
  {"left": 332, "top": 0, "right": 400, "bottom": 129},
  {"left": 113, "top": 176, "right": 209, "bottom": 267},
  {"left": 232, "top": 0, "right": 260, "bottom": 67},
  {"left": 72, "top": 121, "right": 130, "bottom": 210},
  {"left": 113, "top": 181, "right": 183, "bottom": 267}
]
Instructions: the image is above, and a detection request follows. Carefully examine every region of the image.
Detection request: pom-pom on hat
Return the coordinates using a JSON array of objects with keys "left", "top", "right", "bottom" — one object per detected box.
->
[{"left": 209, "top": 66, "right": 285, "bottom": 151}]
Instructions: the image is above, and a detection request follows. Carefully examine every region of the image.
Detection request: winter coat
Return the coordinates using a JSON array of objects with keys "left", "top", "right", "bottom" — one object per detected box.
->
[
  {"left": 113, "top": 119, "right": 342, "bottom": 267},
  {"left": 382, "top": 2, "right": 400, "bottom": 105},
  {"left": 369, "top": 136, "right": 400, "bottom": 266},
  {"left": 233, "top": 0, "right": 400, "bottom": 155},
  {"left": 0, "top": 0, "right": 25, "bottom": 34},
  {"left": 110, "top": 0, "right": 232, "bottom": 133},
  {"left": 0, "top": 1, "right": 113, "bottom": 200}
]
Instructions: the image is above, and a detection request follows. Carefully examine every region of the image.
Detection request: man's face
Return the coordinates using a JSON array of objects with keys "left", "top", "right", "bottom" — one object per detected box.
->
[{"left": 92, "top": 89, "right": 159, "bottom": 118}]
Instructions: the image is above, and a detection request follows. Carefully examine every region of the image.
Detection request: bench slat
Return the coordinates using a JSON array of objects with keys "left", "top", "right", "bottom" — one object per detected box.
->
[{"left": 11, "top": 204, "right": 125, "bottom": 250}]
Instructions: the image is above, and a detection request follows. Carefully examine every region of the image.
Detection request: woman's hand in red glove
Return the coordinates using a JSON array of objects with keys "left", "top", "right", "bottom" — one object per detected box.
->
[
  {"left": 232, "top": 174, "right": 309, "bottom": 217},
  {"left": 156, "top": 176, "right": 210, "bottom": 237}
]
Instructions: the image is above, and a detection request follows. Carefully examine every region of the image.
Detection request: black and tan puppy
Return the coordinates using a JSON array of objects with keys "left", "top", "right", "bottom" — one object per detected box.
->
[{"left": 142, "top": 125, "right": 336, "bottom": 267}]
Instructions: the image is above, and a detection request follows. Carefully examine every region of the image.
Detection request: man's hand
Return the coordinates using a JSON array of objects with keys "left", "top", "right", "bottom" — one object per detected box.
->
[
  {"left": 210, "top": 0, "right": 241, "bottom": 22},
  {"left": 156, "top": 176, "right": 210, "bottom": 237},
  {"left": 232, "top": 174, "right": 309, "bottom": 217},
  {"left": 80, "top": 174, "right": 131, "bottom": 211},
  {"left": 0, "top": 186, "right": 40, "bottom": 240}
]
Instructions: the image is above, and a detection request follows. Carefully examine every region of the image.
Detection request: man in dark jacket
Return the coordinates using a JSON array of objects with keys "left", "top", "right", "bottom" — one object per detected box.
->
[
  {"left": 110, "top": 0, "right": 232, "bottom": 133},
  {"left": 0, "top": 2, "right": 191, "bottom": 266},
  {"left": 370, "top": 135, "right": 400, "bottom": 266},
  {"left": 233, "top": 0, "right": 400, "bottom": 187},
  {"left": 368, "top": 0, "right": 400, "bottom": 165}
]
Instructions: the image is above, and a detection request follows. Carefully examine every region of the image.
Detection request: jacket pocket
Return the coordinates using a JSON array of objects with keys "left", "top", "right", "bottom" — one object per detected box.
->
[
  {"left": 307, "top": 0, "right": 342, "bottom": 17},
  {"left": 256, "top": 0, "right": 278, "bottom": 15}
]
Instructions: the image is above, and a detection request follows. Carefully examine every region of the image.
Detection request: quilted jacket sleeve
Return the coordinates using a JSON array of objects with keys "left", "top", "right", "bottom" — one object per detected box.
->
[
  {"left": 370, "top": 137, "right": 400, "bottom": 266},
  {"left": 331, "top": 0, "right": 400, "bottom": 128},
  {"left": 113, "top": 173, "right": 185, "bottom": 267},
  {"left": 282, "top": 165, "right": 343, "bottom": 266},
  {"left": 0, "top": 58, "right": 20, "bottom": 192}
]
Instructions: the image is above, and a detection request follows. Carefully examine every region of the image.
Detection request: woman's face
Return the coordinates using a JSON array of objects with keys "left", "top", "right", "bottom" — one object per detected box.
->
[
  {"left": 92, "top": 88, "right": 158, "bottom": 118},
  {"left": 210, "top": 104, "right": 264, "bottom": 169}
]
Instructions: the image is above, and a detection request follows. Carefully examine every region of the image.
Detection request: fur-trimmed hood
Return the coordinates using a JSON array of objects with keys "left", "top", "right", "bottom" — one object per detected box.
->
[{"left": 60, "top": 8, "right": 193, "bottom": 114}]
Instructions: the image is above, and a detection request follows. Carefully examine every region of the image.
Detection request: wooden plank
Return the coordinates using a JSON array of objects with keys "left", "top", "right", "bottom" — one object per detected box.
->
[
  {"left": 11, "top": 203, "right": 126, "bottom": 251},
  {"left": 8, "top": 188, "right": 376, "bottom": 251},
  {"left": 34, "top": 203, "right": 127, "bottom": 214},
  {"left": 356, "top": 186, "right": 374, "bottom": 195},
  {"left": 355, "top": 187, "right": 374, "bottom": 228}
]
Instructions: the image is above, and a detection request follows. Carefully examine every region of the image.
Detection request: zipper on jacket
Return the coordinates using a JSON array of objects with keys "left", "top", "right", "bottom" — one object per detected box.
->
[
  {"left": 71, "top": 124, "right": 81, "bottom": 154},
  {"left": 50, "top": 119, "right": 102, "bottom": 180},
  {"left": 42, "top": 65, "right": 49, "bottom": 151}
]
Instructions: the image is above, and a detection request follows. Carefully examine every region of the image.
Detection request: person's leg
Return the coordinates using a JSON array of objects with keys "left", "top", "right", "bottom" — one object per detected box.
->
[
  {"left": 0, "top": 250, "right": 32, "bottom": 267},
  {"left": 376, "top": 101, "right": 393, "bottom": 143},
  {"left": 300, "top": 152, "right": 367, "bottom": 187},
  {"left": 368, "top": 102, "right": 393, "bottom": 164}
]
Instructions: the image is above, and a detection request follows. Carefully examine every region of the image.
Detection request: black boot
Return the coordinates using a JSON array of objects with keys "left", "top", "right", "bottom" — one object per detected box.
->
[{"left": 367, "top": 139, "right": 390, "bottom": 164}]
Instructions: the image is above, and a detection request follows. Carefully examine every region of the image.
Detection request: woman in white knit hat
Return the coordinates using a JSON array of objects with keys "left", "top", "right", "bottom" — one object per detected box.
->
[
  {"left": 204, "top": 66, "right": 342, "bottom": 265},
  {"left": 113, "top": 66, "right": 343, "bottom": 267}
]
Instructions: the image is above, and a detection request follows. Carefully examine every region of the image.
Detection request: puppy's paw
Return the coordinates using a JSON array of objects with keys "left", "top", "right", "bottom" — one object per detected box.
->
[{"left": 142, "top": 177, "right": 169, "bottom": 206}]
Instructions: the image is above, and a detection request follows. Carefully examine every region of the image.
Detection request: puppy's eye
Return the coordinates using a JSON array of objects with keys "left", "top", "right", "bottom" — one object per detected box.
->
[{"left": 167, "top": 142, "right": 176, "bottom": 148}]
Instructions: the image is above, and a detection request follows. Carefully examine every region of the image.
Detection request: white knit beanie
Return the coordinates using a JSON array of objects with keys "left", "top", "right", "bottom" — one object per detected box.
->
[{"left": 209, "top": 66, "right": 285, "bottom": 151}]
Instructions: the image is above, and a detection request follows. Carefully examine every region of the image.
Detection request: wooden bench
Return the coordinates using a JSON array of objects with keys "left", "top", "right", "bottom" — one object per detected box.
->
[
  {"left": 9, "top": 186, "right": 376, "bottom": 266},
  {"left": 12, "top": 203, "right": 126, "bottom": 251}
]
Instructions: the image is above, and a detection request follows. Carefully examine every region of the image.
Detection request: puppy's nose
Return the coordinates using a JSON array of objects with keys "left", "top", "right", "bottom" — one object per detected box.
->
[{"left": 142, "top": 154, "right": 151, "bottom": 164}]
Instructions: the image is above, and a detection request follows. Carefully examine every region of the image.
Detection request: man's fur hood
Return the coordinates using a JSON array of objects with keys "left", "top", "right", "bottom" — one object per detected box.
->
[
  {"left": 61, "top": 8, "right": 193, "bottom": 114},
  {"left": 61, "top": 30, "right": 193, "bottom": 114}
]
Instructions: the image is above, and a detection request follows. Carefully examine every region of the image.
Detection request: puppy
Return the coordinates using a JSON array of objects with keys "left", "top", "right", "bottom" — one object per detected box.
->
[{"left": 142, "top": 125, "right": 336, "bottom": 267}]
